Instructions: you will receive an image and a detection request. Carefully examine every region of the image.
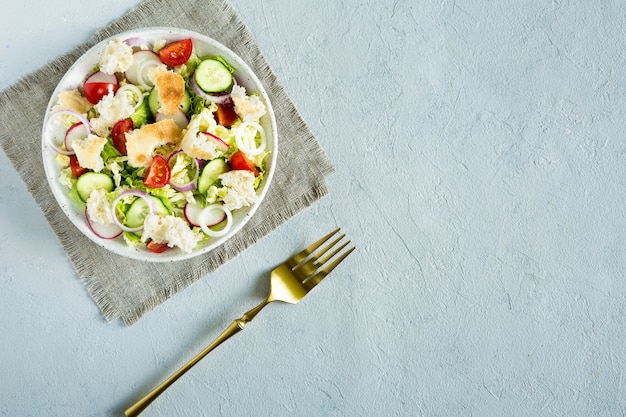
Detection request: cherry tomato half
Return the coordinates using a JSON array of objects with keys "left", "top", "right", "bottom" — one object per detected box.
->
[
  {"left": 69, "top": 155, "right": 88, "bottom": 178},
  {"left": 83, "top": 71, "right": 119, "bottom": 104},
  {"left": 147, "top": 240, "right": 170, "bottom": 253},
  {"left": 83, "top": 82, "right": 118, "bottom": 104},
  {"left": 215, "top": 102, "right": 237, "bottom": 127},
  {"left": 111, "top": 119, "right": 134, "bottom": 155},
  {"left": 158, "top": 38, "right": 193, "bottom": 66},
  {"left": 143, "top": 155, "right": 171, "bottom": 188},
  {"left": 230, "top": 151, "right": 259, "bottom": 177}
]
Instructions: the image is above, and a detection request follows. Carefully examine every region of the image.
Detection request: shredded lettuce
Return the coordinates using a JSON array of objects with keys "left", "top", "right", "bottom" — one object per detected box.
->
[
  {"left": 123, "top": 231, "right": 143, "bottom": 247},
  {"left": 69, "top": 184, "right": 86, "bottom": 209},
  {"left": 211, "top": 56, "right": 236, "bottom": 73},
  {"left": 101, "top": 140, "right": 121, "bottom": 163},
  {"left": 170, "top": 152, "right": 196, "bottom": 185},
  {"left": 58, "top": 167, "right": 75, "bottom": 189},
  {"left": 175, "top": 53, "right": 199, "bottom": 79},
  {"left": 130, "top": 97, "right": 153, "bottom": 127}
]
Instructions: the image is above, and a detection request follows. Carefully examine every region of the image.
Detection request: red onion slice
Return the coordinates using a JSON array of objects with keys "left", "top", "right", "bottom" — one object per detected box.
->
[
  {"left": 167, "top": 151, "right": 200, "bottom": 192},
  {"left": 166, "top": 149, "right": 182, "bottom": 161},
  {"left": 124, "top": 37, "right": 153, "bottom": 51},
  {"left": 111, "top": 189, "right": 156, "bottom": 233}
]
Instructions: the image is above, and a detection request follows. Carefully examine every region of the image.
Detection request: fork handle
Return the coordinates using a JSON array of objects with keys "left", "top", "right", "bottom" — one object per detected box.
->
[{"left": 125, "top": 299, "right": 270, "bottom": 417}]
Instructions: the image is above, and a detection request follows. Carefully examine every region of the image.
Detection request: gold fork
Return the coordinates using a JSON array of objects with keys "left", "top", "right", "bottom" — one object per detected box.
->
[{"left": 125, "top": 228, "right": 355, "bottom": 417}]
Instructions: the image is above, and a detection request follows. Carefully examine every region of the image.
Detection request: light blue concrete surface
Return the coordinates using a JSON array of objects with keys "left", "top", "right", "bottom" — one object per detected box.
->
[{"left": 2, "top": 1, "right": 626, "bottom": 416}]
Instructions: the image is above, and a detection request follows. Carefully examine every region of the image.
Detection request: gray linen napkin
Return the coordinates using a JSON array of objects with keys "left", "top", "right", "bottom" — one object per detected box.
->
[{"left": 0, "top": 0, "right": 334, "bottom": 325}]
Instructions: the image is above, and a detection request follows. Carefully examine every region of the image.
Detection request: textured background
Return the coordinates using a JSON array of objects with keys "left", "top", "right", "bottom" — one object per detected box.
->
[{"left": 2, "top": 0, "right": 626, "bottom": 416}]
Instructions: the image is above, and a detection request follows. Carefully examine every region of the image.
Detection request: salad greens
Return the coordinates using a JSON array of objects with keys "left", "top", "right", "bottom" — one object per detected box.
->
[{"left": 46, "top": 35, "right": 271, "bottom": 254}]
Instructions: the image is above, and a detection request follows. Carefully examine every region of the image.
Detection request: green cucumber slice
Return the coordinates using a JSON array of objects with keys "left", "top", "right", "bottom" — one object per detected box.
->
[
  {"left": 125, "top": 196, "right": 170, "bottom": 228},
  {"left": 198, "top": 158, "right": 229, "bottom": 194},
  {"left": 75, "top": 172, "right": 114, "bottom": 202},
  {"left": 194, "top": 59, "right": 233, "bottom": 93}
]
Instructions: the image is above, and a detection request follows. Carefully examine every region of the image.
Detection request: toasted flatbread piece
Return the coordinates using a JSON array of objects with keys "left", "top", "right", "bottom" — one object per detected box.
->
[
  {"left": 56, "top": 89, "right": 93, "bottom": 114},
  {"left": 153, "top": 69, "right": 185, "bottom": 116},
  {"left": 73, "top": 134, "right": 107, "bottom": 172},
  {"left": 126, "top": 119, "right": 183, "bottom": 167}
]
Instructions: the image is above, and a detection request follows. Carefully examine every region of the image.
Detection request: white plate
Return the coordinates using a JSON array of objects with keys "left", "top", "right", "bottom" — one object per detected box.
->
[{"left": 41, "top": 27, "right": 277, "bottom": 262}]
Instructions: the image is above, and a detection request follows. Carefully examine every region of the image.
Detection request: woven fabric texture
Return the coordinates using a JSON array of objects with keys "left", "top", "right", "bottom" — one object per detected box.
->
[{"left": 0, "top": 0, "right": 334, "bottom": 325}]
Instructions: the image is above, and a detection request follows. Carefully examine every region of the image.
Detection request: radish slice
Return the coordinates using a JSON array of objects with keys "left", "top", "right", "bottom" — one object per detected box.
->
[
  {"left": 116, "top": 84, "right": 144, "bottom": 112},
  {"left": 235, "top": 121, "right": 266, "bottom": 156},
  {"left": 125, "top": 50, "right": 162, "bottom": 89},
  {"left": 64, "top": 122, "right": 89, "bottom": 152},
  {"left": 199, "top": 131, "right": 229, "bottom": 152},
  {"left": 198, "top": 204, "right": 233, "bottom": 237},
  {"left": 183, "top": 198, "right": 224, "bottom": 227},
  {"left": 189, "top": 74, "right": 232, "bottom": 104},
  {"left": 155, "top": 109, "right": 189, "bottom": 129},
  {"left": 84, "top": 70, "right": 119, "bottom": 87},
  {"left": 85, "top": 207, "right": 122, "bottom": 239},
  {"left": 44, "top": 109, "right": 91, "bottom": 155},
  {"left": 167, "top": 151, "right": 200, "bottom": 192},
  {"left": 111, "top": 189, "right": 156, "bottom": 233}
]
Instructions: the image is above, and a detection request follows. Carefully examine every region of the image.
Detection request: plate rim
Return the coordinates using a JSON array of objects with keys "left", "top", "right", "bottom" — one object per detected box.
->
[{"left": 41, "top": 26, "right": 278, "bottom": 262}]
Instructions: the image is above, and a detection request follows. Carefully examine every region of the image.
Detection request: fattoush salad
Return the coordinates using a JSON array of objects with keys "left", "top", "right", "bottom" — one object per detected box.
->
[{"left": 44, "top": 36, "right": 271, "bottom": 254}]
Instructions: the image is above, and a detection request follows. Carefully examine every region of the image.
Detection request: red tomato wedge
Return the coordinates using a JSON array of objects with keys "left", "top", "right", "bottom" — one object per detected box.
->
[
  {"left": 111, "top": 119, "right": 134, "bottom": 155},
  {"left": 69, "top": 155, "right": 88, "bottom": 178},
  {"left": 230, "top": 151, "right": 259, "bottom": 177},
  {"left": 215, "top": 102, "right": 237, "bottom": 127},
  {"left": 143, "top": 155, "right": 171, "bottom": 188},
  {"left": 83, "top": 71, "right": 119, "bottom": 104},
  {"left": 158, "top": 38, "right": 193, "bottom": 66},
  {"left": 147, "top": 240, "right": 170, "bottom": 253}
]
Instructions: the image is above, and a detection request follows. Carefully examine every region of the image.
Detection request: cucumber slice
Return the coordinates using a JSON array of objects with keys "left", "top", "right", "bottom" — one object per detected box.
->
[
  {"left": 194, "top": 59, "right": 233, "bottom": 93},
  {"left": 75, "top": 172, "right": 114, "bottom": 202},
  {"left": 125, "top": 196, "right": 170, "bottom": 229},
  {"left": 148, "top": 87, "right": 191, "bottom": 115},
  {"left": 148, "top": 88, "right": 159, "bottom": 115},
  {"left": 198, "top": 158, "right": 229, "bottom": 194}
]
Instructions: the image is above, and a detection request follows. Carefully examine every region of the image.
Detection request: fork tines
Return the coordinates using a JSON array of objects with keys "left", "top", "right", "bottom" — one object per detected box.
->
[{"left": 292, "top": 228, "right": 355, "bottom": 284}]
